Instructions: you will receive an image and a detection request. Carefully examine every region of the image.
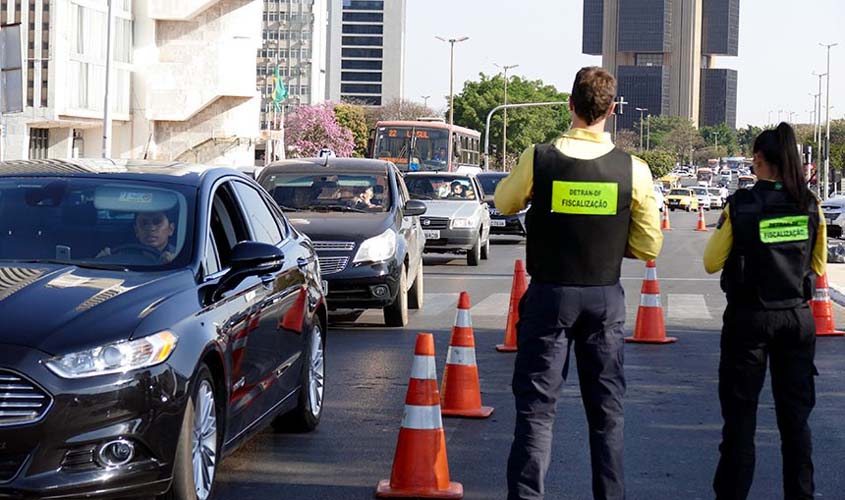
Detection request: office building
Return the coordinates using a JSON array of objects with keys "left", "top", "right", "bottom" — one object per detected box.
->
[
  {"left": 326, "top": 0, "right": 406, "bottom": 106},
  {"left": 582, "top": 0, "right": 739, "bottom": 129},
  {"left": 0, "top": 0, "right": 262, "bottom": 165}
]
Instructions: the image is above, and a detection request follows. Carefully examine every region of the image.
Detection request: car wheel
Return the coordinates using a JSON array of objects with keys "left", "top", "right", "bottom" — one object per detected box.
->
[
  {"left": 467, "top": 237, "right": 481, "bottom": 266},
  {"left": 670, "top": 208, "right": 675, "bottom": 212},
  {"left": 273, "top": 318, "right": 325, "bottom": 432},
  {"left": 408, "top": 261, "right": 424, "bottom": 310},
  {"left": 480, "top": 234, "right": 490, "bottom": 260},
  {"left": 160, "top": 365, "right": 219, "bottom": 500},
  {"left": 383, "top": 265, "right": 408, "bottom": 327}
]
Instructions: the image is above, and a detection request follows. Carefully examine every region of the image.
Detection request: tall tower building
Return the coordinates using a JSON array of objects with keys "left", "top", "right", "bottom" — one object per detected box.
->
[
  {"left": 326, "top": 0, "right": 406, "bottom": 106},
  {"left": 582, "top": 0, "right": 738, "bottom": 129}
]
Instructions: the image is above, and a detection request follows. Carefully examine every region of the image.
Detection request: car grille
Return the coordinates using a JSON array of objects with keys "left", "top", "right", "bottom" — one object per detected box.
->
[
  {"left": 421, "top": 217, "right": 449, "bottom": 230},
  {"left": 0, "top": 371, "right": 51, "bottom": 426},
  {"left": 0, "top": 453, "right": 27, "bottom": 482},
  {"left": 312, "top": 241, "right": 355, "bottom": 252},
  {"left": 318, "top": 256, "right": 349, "bottom": 275},
  {"left": 61, "top": 444, "right": 98, "bottom": 472}
]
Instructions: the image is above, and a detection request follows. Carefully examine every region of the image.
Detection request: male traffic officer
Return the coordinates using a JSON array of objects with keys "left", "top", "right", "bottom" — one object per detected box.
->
[{"left": 495, "top": 67, "right": 664, "bottom": 500}]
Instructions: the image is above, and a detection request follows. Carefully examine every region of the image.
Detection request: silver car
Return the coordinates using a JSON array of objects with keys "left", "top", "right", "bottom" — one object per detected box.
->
[
  {"left": 821, "top": 196, "right": 845, "bottom": 239},
  {"left": 404, "top": 172, "right": 492, "bottom": 266}
]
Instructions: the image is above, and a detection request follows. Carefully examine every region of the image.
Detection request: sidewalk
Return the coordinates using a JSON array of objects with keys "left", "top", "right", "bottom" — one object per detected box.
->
[{"left": 827, "top": 262, "right": 845, "bottom": 306}]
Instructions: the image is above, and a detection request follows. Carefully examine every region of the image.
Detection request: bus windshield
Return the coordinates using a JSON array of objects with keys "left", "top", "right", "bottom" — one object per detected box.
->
[{"left": 373, "top": 126, "right": 449, "bottom": 171}]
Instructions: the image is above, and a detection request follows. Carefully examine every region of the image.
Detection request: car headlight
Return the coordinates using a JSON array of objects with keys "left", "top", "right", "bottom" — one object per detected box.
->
[
  {"left": 44, "top": 331, "right": 178, "bottom": 379},
  {"left": 451, "top": 217, "right": 479, "bottom": 229},
  {"left": 353, "top": 229, "right": 397, "bottom": 264}
]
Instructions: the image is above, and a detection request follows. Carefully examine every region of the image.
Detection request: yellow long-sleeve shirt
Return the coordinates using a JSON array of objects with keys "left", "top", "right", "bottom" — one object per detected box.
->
[
  {"left": 493, "top": 128, "right": 664, "bottom": 261},
  {"left": 703, "top": 202, "right": 827, "bottom": 275}
]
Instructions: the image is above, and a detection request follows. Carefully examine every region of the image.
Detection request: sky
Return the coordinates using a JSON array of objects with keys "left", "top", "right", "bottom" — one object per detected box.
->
[{"left": 403, "top": 0, "right": 845, "bottom": 128}]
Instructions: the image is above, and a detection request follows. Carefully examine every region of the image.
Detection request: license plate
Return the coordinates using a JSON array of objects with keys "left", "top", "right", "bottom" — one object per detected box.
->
[
  {"left": 669, "top": 200, "right": 679, "bottom": 205},
  {"left": 423, "top": 230, "right": 440, "bottom": 240},
  {"left": 491, "top": 219, "right": 506, "bottom": 227},
  {"left": 321, "top": 280, "right": 328, "bottom": 295}
]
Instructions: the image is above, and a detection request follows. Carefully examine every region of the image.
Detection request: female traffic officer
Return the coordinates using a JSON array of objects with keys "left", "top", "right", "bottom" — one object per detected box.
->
[{"left": 703, "top": 122, "right": 826, "bottom": 500}]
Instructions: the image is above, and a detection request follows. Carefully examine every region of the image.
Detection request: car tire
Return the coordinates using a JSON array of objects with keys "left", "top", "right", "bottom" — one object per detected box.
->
[
  {"left": 480, "top": 233, "right": 490, "bottom": 260},
  {"left": 160, "top": 364, "right": 219, "bottom": 500},
  {"left": 273, "top": 318, "right": 325, "bottom": 433},
  {"left": 467, "top": 237, "right": 481, "bottom": 266},
  {"left": 384, "top": 265, "right": 408, "bottom": 327},
  {"left": 408, "top": 261, "right": 424, "bottom": 310}
]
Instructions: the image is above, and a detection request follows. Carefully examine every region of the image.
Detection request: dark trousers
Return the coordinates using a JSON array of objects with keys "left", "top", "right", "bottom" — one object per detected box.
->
[
  {"left": 713, "top": 304, "right": 816, "bottom": 500},
  {"left": 507, "top": 281, "right": 626, "bottom": 500}
]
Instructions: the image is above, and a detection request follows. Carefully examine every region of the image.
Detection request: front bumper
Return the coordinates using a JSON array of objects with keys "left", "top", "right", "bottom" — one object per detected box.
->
[
  {"left": 667, "top": 200, "right": 691, "bottom": 209},
  {"left": 0, "top": 344, "right": 187, "bottom": 499},
  {"left": 489, "top": 213, "right": 526, "bottom": 236},
  {"left": 423, "top": 227, "right": 478, "bottom": 253},
  {"left": 323, "top": 257, "right": 402, "bottom": 310}
]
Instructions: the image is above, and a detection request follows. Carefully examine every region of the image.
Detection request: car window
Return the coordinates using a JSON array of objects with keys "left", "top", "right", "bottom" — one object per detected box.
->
[
  {"left": 405, "top": 176, "right": 477, "bottom": 201},
  {"left": 260, "top": 172, "right": 391, "bottom": 213},
  {"left": 203, "top": 231, "right": 221, "bottom": 276},
  {"left": 232, "top": 181, "right": 283, "bottom": 245},
  {"left": 669, "top": 189, "right": 690, "bottom": 196},
  {"left": 395, "top": 169, "right": 410, "bottom": 205},
  {"left": 209, "top": 182, "right": 250, "bottom": 269},
  {"left": 477, "top": 175, "right": 505, "bottom": 198}
]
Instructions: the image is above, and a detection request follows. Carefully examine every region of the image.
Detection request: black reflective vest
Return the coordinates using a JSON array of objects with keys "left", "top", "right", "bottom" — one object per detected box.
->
[
  {"left": 525, "top": 144, "right": 633, "bottom": 285},
  {"left": 721, "top": 181, "right": 819, "bottom": 309}
]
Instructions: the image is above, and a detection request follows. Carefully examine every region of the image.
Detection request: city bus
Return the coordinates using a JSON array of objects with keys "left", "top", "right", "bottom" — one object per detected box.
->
[
  {"left": 697, "top": 167, "right": 714, "bottom": 187},
  {"left": 370, "top": 120, "right": 482, "bottom": 173}
]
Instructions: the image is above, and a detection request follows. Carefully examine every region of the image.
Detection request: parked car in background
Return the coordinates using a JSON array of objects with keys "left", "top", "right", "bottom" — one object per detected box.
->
[
  {"left": 257, "top": 158, "right": 426, "bottom": 327},
  {"left": 652, "top": 183, "right": 665, "bottom": 212},
  {"left": 666, "top": 188, "right": 700, "bottom": 212},
  {"left": 476, "top": 172, "right": 526, "bottom": 237},
  {"left": 0, "top": 159, "right": 327, "bottom": 500},
  {"left": 707, "top": 187, "right": 725, "bottom": 209},
  {"left": 404, "top": 172, "right": 492, "bottom": 265},
  {"left": 692, "top": 187, "right": 712, "bottom": 210},
  {"left": 821, "top": 196, "right": 845, "bottom": 238}
]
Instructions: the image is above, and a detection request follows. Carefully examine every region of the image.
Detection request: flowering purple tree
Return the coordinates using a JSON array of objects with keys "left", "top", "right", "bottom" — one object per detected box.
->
[{"left": 284, "top": 103, "right": 355, "bottom": 158}]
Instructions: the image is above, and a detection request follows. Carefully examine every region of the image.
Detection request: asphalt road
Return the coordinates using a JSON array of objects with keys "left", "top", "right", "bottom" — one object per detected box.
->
[{"left": 214, "top": 209, "right": 845, "bottom": 500}]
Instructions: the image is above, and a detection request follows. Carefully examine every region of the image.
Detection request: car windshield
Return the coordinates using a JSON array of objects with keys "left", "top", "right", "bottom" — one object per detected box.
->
[
  {"left": 694, "top": 188, "right": 708, "bottom": 195},
  {"left": 477, "top": 174, "right": 506, "bottom": 198},
  {"left": 708, "top": 189, "right": 721, "bottom": 196},
  {"left": 405, "top": 176, "right": 477, "bottom": 201},
  {"left": 669, "top": 189, "right": 690, "bottom": 196},
  {"left": 260, "top": 173, "right": 391, "bottom": 213},
  {"left": 0, "top": 177, "right": 194, "bottom": 270},
  {"left": 373, "top": 126, "right": 450, "bottom": 171}
]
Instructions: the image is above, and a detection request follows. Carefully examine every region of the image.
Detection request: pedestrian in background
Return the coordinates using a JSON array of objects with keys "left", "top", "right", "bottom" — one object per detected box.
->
[
  {"left": 495, "top": 66, "right": 663, "bottom": 500},
  {"left": 704, "top": 122, "right": 827, "bottom": 500}
]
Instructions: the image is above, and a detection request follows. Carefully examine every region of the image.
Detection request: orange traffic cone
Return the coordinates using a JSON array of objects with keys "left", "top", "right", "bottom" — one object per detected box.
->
[
  {"left": 440, "top": 292, "right": 494, "bottom": 419},
  {"left": 661, "top": 208, "right": 672, "bottom": 231},
  {"left": 376, "top": 333, "right": 463, "bottom": 499},
  {"left": 811, "top": 274, "right": 845, "bottom": 336},
  {"left": 626, "top": 260, "right": 677, "bottom": 344},
  {"left": 695, "top": 206, "right": 708, "bottom": 232},
  {"left": 497, "top": 260, "right": 528, "bottom": 352}
]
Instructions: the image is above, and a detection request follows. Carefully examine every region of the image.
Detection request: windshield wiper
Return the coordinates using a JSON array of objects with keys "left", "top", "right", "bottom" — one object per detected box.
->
[
  {"left": 277, "top": 205, "right": 303, "bottom": 212},
  {"left": 3, "top": 259, "right": 130, "bottom": 271},
  {"left": 311, "top": 204, "right": 368, "bottom": 213}
]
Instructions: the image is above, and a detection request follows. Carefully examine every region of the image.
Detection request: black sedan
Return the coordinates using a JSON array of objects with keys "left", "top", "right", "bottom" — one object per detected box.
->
[
  {"left": 476, "top": 172, "right": 527, "bottom": 237},
  {"left": 0, "top": 159, "right": 326, "bottom": 499},
  {"left": 257, "top": 158, "right": 426, "bottom": 327}
]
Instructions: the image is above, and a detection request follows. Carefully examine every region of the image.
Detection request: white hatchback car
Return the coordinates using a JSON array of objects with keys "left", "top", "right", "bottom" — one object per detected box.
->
[{"left": 692, "top": 187, "right": 712, "bottom": 210}]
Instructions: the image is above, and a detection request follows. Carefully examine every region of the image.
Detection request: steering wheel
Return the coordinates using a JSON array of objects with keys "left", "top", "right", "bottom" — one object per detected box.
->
[{"left": 109, "top": 243, "right": 163, "bottom": 261}]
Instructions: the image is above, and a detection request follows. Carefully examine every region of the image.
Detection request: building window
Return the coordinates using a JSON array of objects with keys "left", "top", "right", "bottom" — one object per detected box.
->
[
  {"left": 115, "top": 18, "right": 132, "bottom": 64},
  {"left": 342, "top": 12, "right": 383, "bottom": 22},
  {"left": 341, "top": 83, "right": 381, "bottom": 94},
  {"left": 40, "top": 61, "right": 48, "bottom": 107},
  {"left": 635, "top": 53, "right": 663, "bottom": 67},
  {"left": 342, "top": 48, "right": 383, "bottom": 58},
  {"left": 342, "top": 24, "right": 383, "bottom": 34},
  {"left": 342, "top": 36, "right": 383, "bottom": 46},
  {"left": 29, "top": 128, "right": 49, "bottom": 160},
  {"left": 342, "top": 59, "right": 382, "bottom": 70},
  {"left": 342, "top": 71, "right": 381, "bottom": 82},
  {"left": 342, "top": 0, "right": 383, "bottom": 10},
  {"left": 72, "top": 130, "right": 84, "bottom": 158}
]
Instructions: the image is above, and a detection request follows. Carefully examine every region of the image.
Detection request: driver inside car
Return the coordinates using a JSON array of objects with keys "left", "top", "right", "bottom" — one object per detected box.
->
[{"left": 96, "top": 211, "right": 177, "bottom": 263}]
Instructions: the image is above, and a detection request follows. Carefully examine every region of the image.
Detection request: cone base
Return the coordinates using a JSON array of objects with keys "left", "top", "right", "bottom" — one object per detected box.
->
[
  {"left": 662, "top": 228, "right": 673, "bottom": 231},
  {"left": 496, "top": 344, "right": 517, "bottom": 352},
  {"left": 817, "top": 330, "right": 845, "bottom": 337},
  {"left": 695, "top": 228, "right": 708, "bottom": 232},
  {"left": 441, "top": 406, "right": 494, "bottom": 419},
  {"left": 375, "top": 480, "right": 464, "bottom": 499},
  {"left": 625, "top": 336, "right": 678, "bottom": 344}
]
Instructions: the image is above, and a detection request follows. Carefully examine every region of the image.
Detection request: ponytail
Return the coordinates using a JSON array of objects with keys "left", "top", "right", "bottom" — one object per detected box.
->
[{"left": 753, "top": 122, "right": 812, "bottom": 209}]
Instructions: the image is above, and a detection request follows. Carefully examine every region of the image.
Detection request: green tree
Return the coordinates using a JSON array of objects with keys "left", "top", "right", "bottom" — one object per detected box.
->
[
  {"left": 638, "top": 150, "right": 675, "bottom": 178},
  {"left": 451, "top": 73, "right": 570, "bottom": 167},
  {"left": 334, "top": 103, "right": 369, "bottom": 157},
  {"left": 662, "top": 118, "right": 704, "bottom": 164},
  {"left": 636, "top": 115, "right": 689, "bottom": 151},
  {"left": 736, "top": 125, "right": 763, "bottom": 157},
  {"left": 699, "top": 124, "right": 739, "bottom": 156}
]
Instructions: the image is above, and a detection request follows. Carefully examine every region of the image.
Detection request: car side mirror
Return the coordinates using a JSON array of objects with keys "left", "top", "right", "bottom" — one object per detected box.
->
[
  {"left": 211, "top": 241, "right": 285, "bottom": 302},
  {"left": 404, "top": 199, "right": 427, "bottom": 217}
]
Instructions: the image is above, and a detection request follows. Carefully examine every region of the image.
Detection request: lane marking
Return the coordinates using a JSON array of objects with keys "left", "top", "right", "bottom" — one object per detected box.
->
[
  {"left": 471, "top": 293, "right": 511, "bottom": 316},
  {"left": 419, "top": 292, "right": 460, "bottom": 317},
  {"left": 668, "top": 294, "right": 713, "bottom": 319},
  {"left": 426, "top": 274, "right": 719, "bottom": 282}
]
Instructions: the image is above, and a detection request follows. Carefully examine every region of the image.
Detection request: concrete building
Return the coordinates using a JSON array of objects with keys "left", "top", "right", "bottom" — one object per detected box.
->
[
  {"left": 326, "top": 0, "right": 405, "bottom": 106},
  {"left": 0, "top": 0, "right": 262, "bottom": 165},
  {"left": 257, "top": 0, "right": 328, "bottom": 130},
  {"left": 582, "top": 0, "right": 739, "bottom": 129}
]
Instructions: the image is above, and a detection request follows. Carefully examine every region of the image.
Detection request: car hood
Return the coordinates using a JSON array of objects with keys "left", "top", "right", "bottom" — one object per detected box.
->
[
  {"left": 0, "top": 264, "right": 195, "bottom": 355},
  {"left": 287, "top": 212, "right": 393, "bottom": 242},
  {"left": 421, "top": 200, "right": 481, "bottom": 219}
]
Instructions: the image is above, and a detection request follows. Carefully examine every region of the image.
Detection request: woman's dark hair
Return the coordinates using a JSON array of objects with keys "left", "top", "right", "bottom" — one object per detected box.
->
[{"left": 753, "top": 122, "right": 811, "bottom": 209}]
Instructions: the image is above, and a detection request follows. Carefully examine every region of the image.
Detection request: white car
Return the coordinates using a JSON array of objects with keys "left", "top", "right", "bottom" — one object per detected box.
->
[
  {"left": 692, "top": 187, "right": 712, "bottom": 210},
  {"left": 707, "top": 187, "right": 725, "bottom": 209},
  {"left": 821, "top": 197, "right": 845, "bottom": 239},
  {"left": 653, "top": 184, "right": 665, "bottom": 212}
]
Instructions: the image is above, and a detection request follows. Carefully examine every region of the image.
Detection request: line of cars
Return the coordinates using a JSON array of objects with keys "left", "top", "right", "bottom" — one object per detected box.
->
[{"left": 664, "top": 186, "right": 728, "bottom": 211}]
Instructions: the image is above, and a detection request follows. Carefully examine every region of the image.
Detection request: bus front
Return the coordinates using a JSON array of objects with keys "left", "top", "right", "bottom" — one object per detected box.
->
[{"left": 372, "top": 123, "right": 450, "bottom": 172}]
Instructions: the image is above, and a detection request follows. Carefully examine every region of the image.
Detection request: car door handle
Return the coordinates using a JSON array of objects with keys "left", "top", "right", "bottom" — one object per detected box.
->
[{"left": 260, "top": 274, "right": 276, "bottom": 287}]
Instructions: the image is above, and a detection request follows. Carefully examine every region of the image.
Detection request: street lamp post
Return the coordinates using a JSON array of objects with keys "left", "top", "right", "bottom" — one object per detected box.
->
[
  {"left": 495, "top": 63, "right": 519, "bottom": 170},
  {"left": 635, "top": 107, "right": 648, "bottom": 152},
  {"left": 821, "top": 42, "right": 838, "bottom": 200},
  {"left": 436, "top": 36, "right": 469, "bottom": 171},
  {"left": 646, "top": 114, "right": 651, "bottom": 151},
  {"left": 101, "top": 0, "right": 114, "bottom": 158},
  {"left": 813, "top": 71, "right": 826, "bottom": 153},
  {"left": 422, "top": 95, "right": 431, "bottom": 108},
  {"left": 612, "top": 96, "right": 628, "bottom": 142}
]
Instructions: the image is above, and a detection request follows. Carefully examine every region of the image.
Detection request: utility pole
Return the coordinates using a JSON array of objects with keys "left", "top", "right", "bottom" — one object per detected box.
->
[
  {"left": 646, "top": 114, "right": 651, "bottom": 151},
  {"left": 714, "top": 131, "right": 720, "bottom": 158},
  {"left": 101, "top": 0, "right": 114, "bottom": 158},
  {"left": 821, "top": 42, "right": 838, "bottom": 200},
  {"left": 421, "top": 95, "right": 431, "bottom": 108},
  {"left": 436, "top": 36, "right": 469, "bottom": 171},
  {"left": 635, "top": 107, "right": 647, "bottom": 152},
  {"left": 495, "top": 63, "right": 518, "bottom": 170}
]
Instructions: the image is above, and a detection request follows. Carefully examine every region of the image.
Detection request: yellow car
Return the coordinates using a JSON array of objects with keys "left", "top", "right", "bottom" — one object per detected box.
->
[{"left": 665, "top": 188, "right": 700, "bottom": 212}]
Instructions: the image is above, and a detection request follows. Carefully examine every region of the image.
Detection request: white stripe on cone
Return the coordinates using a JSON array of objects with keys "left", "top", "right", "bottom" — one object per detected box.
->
[
  {"left": 454, "top": 308, "right": 472, "bottom": 328},
  {"left": 410, "top": 355, "right": 437, "bottom": 380},
  {"left": 640, "top": 293, "right": 661, "bottom": 308},
  {"left": 646, "top": 268, "right": 657, "bottom": 281},
  {"left": 402, "top": 404, "right": 443, "bottom": 430},
  {"left": 446, "top": 346, "right": 477, "bottom": 367}
]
